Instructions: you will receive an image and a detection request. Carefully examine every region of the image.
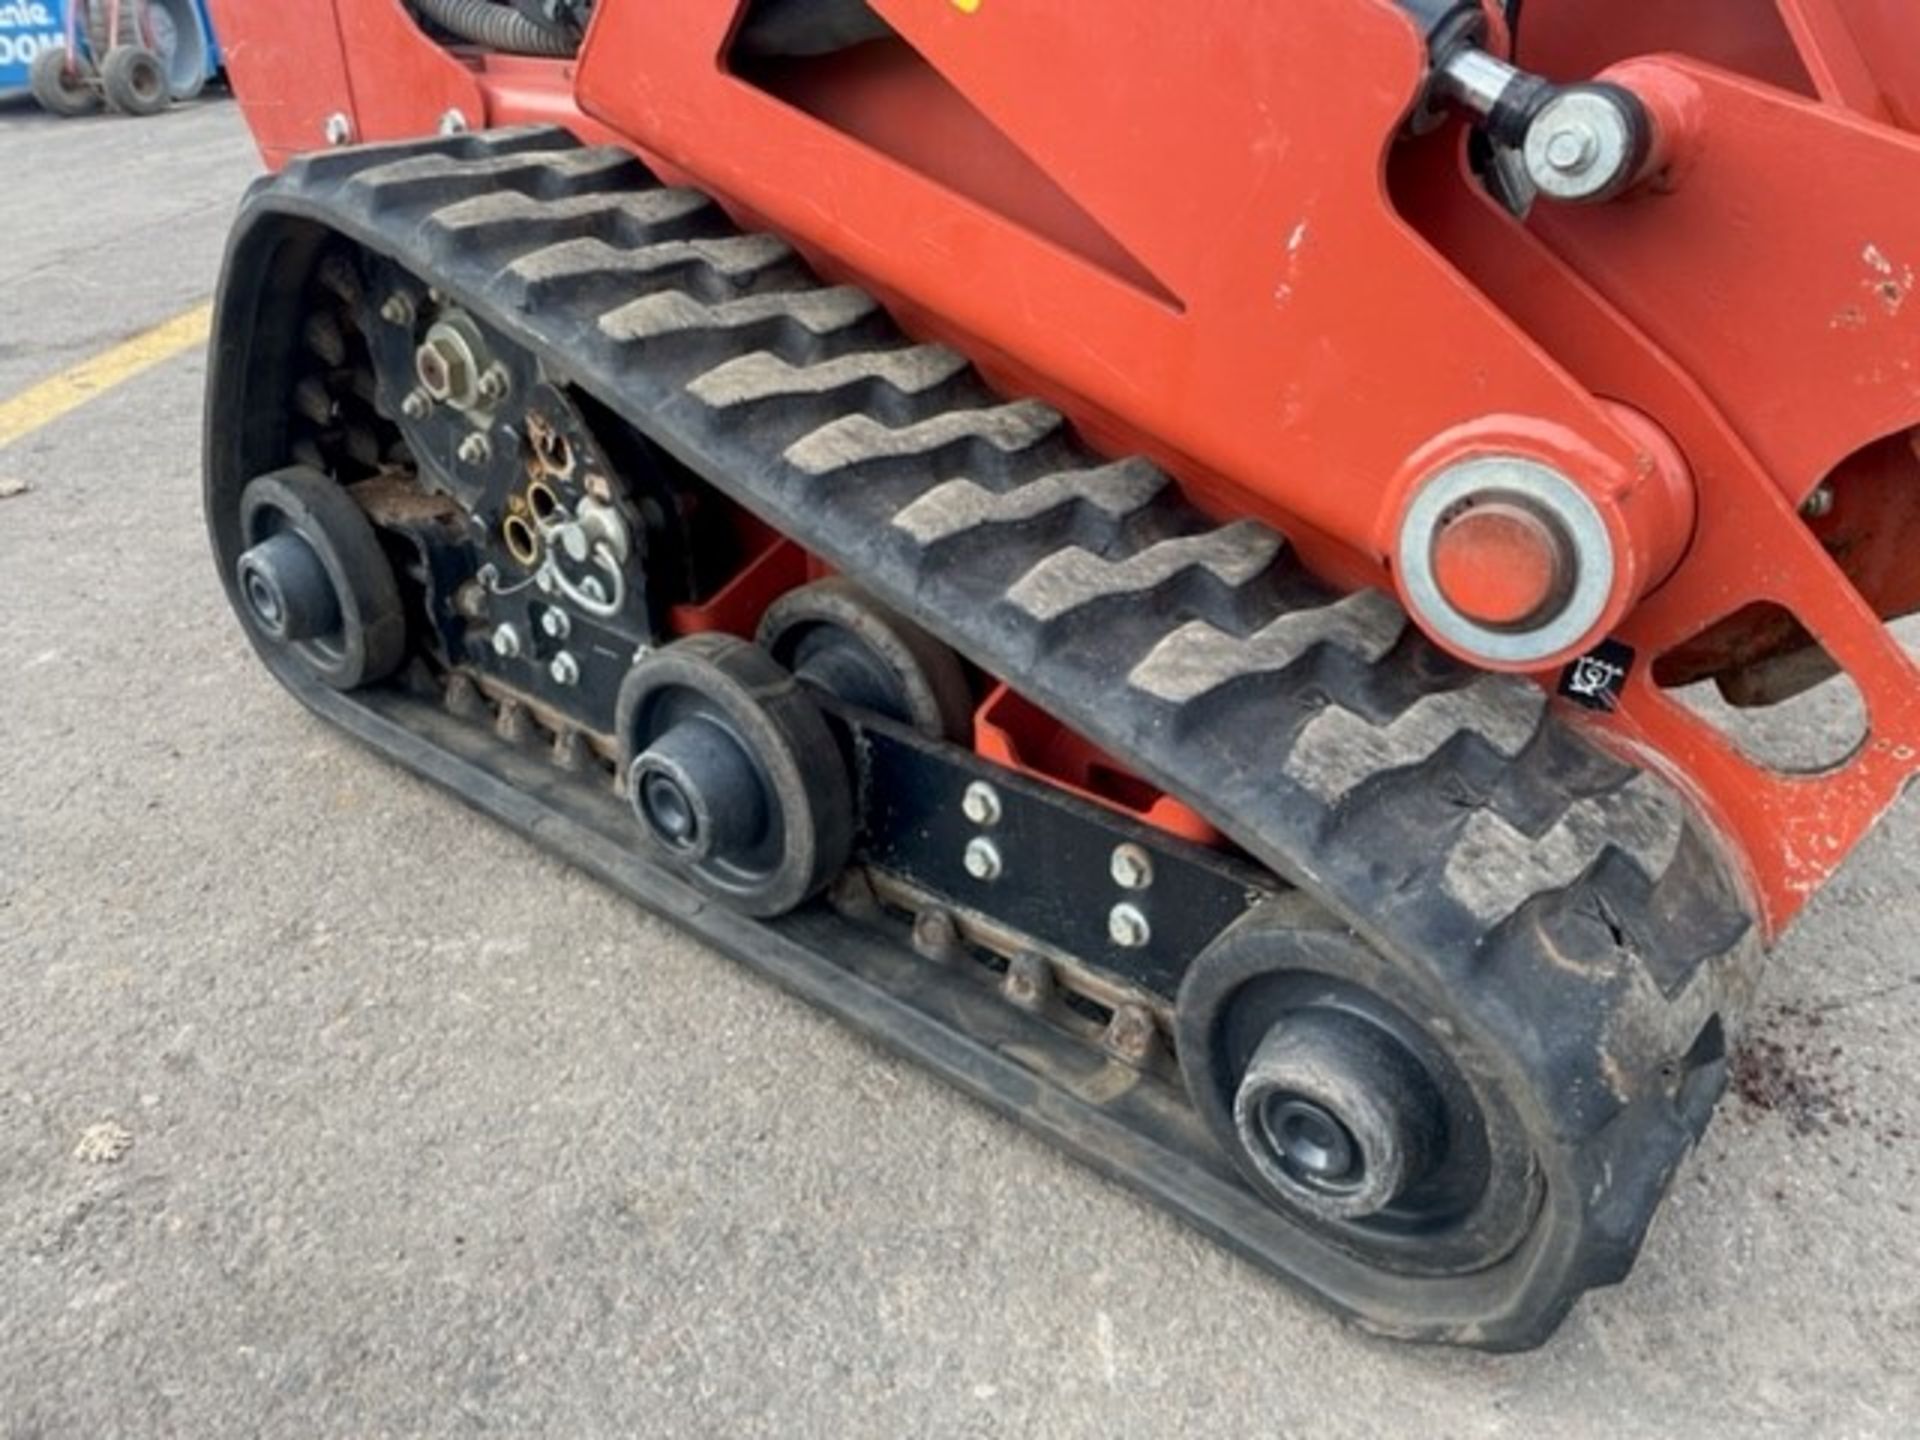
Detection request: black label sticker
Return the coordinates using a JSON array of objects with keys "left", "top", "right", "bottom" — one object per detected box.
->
[{"left": 1558, "top": 640, "right": 1636, "bottom": 713}]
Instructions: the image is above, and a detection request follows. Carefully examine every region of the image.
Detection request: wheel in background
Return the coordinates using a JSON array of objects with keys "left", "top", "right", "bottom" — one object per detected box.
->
[
  {"left": 100, "top": 45, "right": 169, "bottom": 116},
  {"left": 618, "top": 634, "right": 855, "bottom": 918},
  {"left": 29, "top": 47, "right": 100, "bottom": 118},
  {"left": 143, "top": 0, "right": 209, "bottom": 101},
  {"left": 757, "top": 577, "right": 974, "bottom": 743}
]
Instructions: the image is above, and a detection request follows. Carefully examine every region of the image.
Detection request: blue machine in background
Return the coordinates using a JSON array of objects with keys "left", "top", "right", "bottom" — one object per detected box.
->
[
  {"left": 0, "top": 1, "right": 70, "bottom": 97},
  {"left": 1, "top": 0, "right": 222, "bottom": 105}
]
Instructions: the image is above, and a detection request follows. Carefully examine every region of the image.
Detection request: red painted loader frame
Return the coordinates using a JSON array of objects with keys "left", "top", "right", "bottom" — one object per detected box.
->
[{"left": 204, "top": 0, "right": 1920, "bottom": 935}]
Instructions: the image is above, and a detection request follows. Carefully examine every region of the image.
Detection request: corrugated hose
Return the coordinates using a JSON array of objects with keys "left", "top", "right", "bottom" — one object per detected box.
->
[{"left": 411, "top": 0, "right": 578, "bottom": 58}]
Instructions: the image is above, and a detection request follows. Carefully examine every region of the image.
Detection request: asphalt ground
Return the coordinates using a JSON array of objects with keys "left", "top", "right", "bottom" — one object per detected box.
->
[{"left": 2, "top": 97, "right": 1917, "bottom": 1439}]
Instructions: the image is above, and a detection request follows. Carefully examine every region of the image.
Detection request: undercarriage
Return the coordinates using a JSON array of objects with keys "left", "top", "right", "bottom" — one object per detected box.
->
[{"left": 205, "top": 129, "right": 1763, "bottom": 1348}]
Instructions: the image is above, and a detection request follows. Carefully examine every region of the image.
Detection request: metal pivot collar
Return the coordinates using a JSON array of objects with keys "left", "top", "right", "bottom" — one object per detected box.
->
[
  {"left": 1522, "top": 85, "right": 1651, "bottom": 203},
  {"left": 1430, "top": 42, "right": 1653, "bottom": 204},
  {"left": 1397, "top": 456, "right": 1617, "bottom": 667}
]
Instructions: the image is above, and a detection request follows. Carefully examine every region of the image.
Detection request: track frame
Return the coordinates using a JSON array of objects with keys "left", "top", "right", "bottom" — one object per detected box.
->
[{"left": 203, "top": 126, "right": 1768, "bottom": 1348}]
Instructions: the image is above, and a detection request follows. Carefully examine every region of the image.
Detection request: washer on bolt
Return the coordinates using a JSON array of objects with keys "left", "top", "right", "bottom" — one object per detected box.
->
[{"left": 1396, "top": 455, "right": 1616, "bottom": 668}]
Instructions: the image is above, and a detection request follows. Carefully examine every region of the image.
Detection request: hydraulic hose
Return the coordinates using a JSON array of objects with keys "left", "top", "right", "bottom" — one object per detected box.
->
[{"left": 411, "top": 0, "right": 577, "bottom": 58}]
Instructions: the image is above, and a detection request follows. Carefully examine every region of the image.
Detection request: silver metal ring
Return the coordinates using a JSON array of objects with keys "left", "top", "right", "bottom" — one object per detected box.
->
[
  {"left": 1397, "top": 456, "right": 1615, "bottom": 666},
  {"left": 1523, "top": 89, "right": 1639, "bottom": 202}
]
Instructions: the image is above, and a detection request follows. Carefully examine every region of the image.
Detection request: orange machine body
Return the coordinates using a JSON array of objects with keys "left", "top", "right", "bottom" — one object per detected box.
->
[{"left": 203, "top": 0, "right": 1920, "bottom": 934}]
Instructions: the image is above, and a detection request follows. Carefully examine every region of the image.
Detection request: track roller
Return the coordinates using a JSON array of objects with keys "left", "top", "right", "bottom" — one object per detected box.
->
[
  {"left": 757, "top": 578, "right": 974, "bottom": 743},
  {"left": 1176, "top": 899, "right": 1564, "bottom": 1331},
  {"left": 233, "top": 467, "right": 407, "bottom": 691},
  {"left": 617, "top": 633, "right": 854, "bottom": 918}
]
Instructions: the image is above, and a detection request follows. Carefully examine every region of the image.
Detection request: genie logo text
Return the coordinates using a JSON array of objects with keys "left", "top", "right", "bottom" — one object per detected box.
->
[{"left": 0, "top": 2, "right": 60, "bottom": 69}]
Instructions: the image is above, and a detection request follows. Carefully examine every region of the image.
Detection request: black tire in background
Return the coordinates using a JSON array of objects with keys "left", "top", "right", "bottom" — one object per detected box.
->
[
  {"left": 100, "top": 44, "right": 170, "bottom": 116},
  {"left": 758, "top": 578, "right": 976, "bottom": 744},
  {"left": 29, "top": 47, "right": 100, "bottom": 117}
]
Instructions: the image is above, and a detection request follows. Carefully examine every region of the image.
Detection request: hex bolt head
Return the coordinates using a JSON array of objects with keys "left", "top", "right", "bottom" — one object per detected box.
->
[
  {"left": 457, "top": 432, "right": 493, "bottom": 467},
  {"left": 453, "top": 579, "right": 489, "bottom": 620},
  {"left": 1801, "top": 485, "right": 1837, "bottom": 520},
  {"left": 417, "top": 335, "right": 473, "bottom": 406},
  {"left": 496, "top": 697, "right": 533, "bottom": 744},
  {"left": 444, "top": 673, "right": 483, "bottom": 718},
  {"left": 380, "top": 294, "right": 415, "bottom": 328},
  {"left": 1105, "top": 1004, "right": 1160, "bottom": 1065},
  {"left": 539, "top": 607, "right": 571, "bottom": 640},
  {"left": 1544, "top": 123, "right": 1599, "bottom": 175},
  {"left": 1003, "top": 950, "right": 1056, "bottom": 1011},
  {"left": 963, "top": 837, "right": 1004, "bottom": 883},
  {"left": 401, "top": 389, "right": 432, "bottom": 421},
  {"left": 1522, "top": 88, "right": 1641, "bottom": 203},
  {"left": 549, "top": 652, "right": 581, "bottom": 687},
  {"left": 1108, "top": 902, "right": 1152, "bottom": 950},
  {"left": 1110, "top": 843, "right": 1154, "bottom": 891},
  {"left": 911, "top": 907, "right": 962, "bottom": 962},
  {"left": 551, "top": 729, "right": 587, "bottom": 772},
  {"left": 961, "top": 781, "right": 1004, "bottom": 827},
  {"left": 826, "top": 868, "right": 880, "bottom": 919},
  {"left": 492, "top": 624, "right": 523, "bottom": 660},
  {"left": 323, "top": 112, "right": 353, "bottom": 146},
  {"left": 477, "top": 366, "right": 511, "bottom": 405},
  {"left": 439, "top": 108, "right": 469, "bottom": 136}
]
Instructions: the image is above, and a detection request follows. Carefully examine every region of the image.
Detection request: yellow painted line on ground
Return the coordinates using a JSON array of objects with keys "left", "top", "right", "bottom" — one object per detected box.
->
[{"left": 0, "top": 302, "right": 213, "bottom": 451}]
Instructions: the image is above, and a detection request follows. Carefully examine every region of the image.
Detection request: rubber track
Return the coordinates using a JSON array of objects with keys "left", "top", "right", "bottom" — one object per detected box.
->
[{"left": 254, "top": 129, "right": 1760, "bottom": 1301}]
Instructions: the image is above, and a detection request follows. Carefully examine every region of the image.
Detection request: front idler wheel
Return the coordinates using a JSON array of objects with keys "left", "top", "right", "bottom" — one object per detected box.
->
[
  {"left": 233, "top": 467, "right": 407, "bottom": 691},
  {"left": 618, "top": 634, "right": 854, "bottom": 918},
  {"left": 1177, "top": 901, "right": 1542, "bottom": 1280}
]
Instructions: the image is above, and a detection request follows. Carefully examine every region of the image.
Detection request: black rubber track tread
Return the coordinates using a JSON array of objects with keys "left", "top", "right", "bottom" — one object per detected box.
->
[{"left": 217, "top": 128, "right": 1764, "bottom": 1345}]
